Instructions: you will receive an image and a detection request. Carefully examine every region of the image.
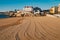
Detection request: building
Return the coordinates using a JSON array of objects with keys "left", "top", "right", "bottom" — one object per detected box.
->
[
  {"left": 50, "top": 7, "right": 55, "bottom": 14},
  {"left": 50, "top": 6, "right": 58, "bottom": 14},
  {"left": 23, "top": 6, "right": 33, "bottom": 12},
  {"left": 58, "top": 4, "right": 60, "bottom": 14},
  {"left": 23, "top": 6, "right": 33, "bottom": 16}
]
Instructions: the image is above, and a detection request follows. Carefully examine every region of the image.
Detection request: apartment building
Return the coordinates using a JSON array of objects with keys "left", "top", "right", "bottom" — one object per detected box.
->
[{"left": 58, "top": 4, "right": 60, "bottom": 13}]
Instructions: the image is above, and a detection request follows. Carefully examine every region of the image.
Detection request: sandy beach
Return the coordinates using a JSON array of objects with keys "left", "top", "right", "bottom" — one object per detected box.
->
[
  {"left": 0, "top": 17, "right": 23, "bottom": 30},
  {"left": 0, "top": 16, "right": 60, "bottom": 40}
]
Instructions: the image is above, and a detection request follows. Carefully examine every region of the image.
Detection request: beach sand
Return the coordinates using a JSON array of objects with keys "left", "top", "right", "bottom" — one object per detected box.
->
[{"left": 0, "top": 17, "right": 23, "bottom": 30}]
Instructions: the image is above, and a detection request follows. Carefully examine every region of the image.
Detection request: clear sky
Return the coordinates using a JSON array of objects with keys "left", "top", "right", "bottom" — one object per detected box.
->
[{"left": 0, "top": 0, "right": 60, "bottom": 12}]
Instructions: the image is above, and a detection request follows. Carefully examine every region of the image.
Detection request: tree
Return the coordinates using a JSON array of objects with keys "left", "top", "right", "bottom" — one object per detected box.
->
[{"left": 33, "top": 7, "right": 42, "bottom": 12}]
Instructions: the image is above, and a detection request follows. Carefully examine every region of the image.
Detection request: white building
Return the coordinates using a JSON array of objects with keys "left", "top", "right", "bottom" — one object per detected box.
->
[
  {"left": 23, "top": 6, "right": 33, "bottom": 16},
  {"left": 23, "top": 6, "right": 33, "bottom": 12}
]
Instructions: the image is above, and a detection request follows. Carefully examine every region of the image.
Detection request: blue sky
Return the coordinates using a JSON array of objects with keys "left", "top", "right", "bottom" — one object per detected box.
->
[{"left": 0, "top": 0, "right": 60, "bottom": 12}]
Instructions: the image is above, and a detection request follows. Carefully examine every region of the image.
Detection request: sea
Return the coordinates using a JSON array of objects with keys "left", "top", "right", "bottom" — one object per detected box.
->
[{"left": 0, "top": 15, "right": 9, "bottom": 18}]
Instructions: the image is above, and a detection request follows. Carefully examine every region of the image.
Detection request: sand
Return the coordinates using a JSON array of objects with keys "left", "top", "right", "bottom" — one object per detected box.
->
[
  {"left": 0, "top": 16, "right": 60, "bottom": 40},
  {"left": 0, "top": 17, "right": 23, "bottom": 30}
]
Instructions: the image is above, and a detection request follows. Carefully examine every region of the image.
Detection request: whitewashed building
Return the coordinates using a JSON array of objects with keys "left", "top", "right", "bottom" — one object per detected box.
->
[
  {"left": 23, "top": 6, "right": 33, "bottom": 12},
  {"left": 23, "top": 6, "right": 33, "bottom": 16}
]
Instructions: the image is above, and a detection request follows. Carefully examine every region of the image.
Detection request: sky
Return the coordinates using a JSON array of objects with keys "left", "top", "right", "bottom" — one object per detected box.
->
[{"left": 0, "top": 0, "right": 60, "bottom": 12}]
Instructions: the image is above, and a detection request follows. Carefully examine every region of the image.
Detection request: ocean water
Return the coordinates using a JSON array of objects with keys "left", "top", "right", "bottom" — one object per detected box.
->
[{"left": 0, "top": 15, "right": 9, "bottom": 18}]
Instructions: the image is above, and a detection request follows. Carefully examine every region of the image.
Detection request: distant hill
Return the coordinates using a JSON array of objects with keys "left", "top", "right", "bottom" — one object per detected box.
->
[{"left": 0, "top": 12, "right": 9, "bottom": 15}]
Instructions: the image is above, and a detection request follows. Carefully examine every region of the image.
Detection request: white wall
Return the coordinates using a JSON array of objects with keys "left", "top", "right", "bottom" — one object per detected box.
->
[{"left": 23, "top": 7, "right": 33, "bottom": 12}]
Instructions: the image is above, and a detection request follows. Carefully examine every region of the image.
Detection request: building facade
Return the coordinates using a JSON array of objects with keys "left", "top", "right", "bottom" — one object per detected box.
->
[
  {"left": 23, "top": 6, "right": 33, "bottom": 16},
  {"left": 23, "top": 6, "right": 33, "bottom": 12},
  {"left": 58, "top": 4, "right": 60, "bottom": 13}
]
